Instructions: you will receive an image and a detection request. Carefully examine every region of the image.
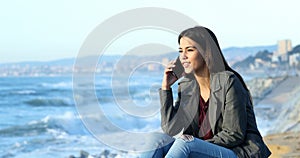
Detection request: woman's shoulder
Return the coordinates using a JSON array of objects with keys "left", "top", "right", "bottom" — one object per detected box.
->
[
  {"left": 211, "top": 71, "right": 237, "bottom": 81},
  {"left": 211, "top": 71, "right": 247, "bottom": 90}
]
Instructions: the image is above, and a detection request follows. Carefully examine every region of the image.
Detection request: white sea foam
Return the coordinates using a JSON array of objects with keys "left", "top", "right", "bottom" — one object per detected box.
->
[
  {"left": 40, "top": 81, "right": 73, "bottom": 89},
  {"left": 13, "top": 90, "right": 36, "bottom": 94}
]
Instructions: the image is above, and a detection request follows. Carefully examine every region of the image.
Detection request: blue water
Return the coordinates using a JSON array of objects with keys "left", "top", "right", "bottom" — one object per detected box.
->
[
  {"left": 0, "top": 72, "right": 267, "bottom": 157},
  {"left": 0, "top": 74, "right": 166, "bottom": 157}
]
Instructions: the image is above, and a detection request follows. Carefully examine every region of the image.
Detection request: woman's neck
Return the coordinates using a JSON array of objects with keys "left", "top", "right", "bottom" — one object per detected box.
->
[
  {"left": 195, "top": 74, "right": 210, "bottom": 90},
  {"left": 194, "top": 68, "right": 210, "bottom": 87},
  {"left": 194, "top": 69, "right": 210, "bottom": 101}
]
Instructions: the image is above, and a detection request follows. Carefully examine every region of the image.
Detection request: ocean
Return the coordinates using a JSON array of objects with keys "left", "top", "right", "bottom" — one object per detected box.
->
[
  {"left": 0, "top": 73, "right": 168, "bottom": 158},
  {"left": 0, "top": 73, "right": 270, "bottom": 158}
]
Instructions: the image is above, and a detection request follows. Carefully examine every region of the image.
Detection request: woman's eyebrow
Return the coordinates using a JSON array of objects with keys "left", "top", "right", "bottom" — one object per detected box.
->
[
  {"left": 186, "top": 46, "right": 196, "bottom": 49},
  {"left": 178, "top": 46, "right": 195, "bottom": 49}
]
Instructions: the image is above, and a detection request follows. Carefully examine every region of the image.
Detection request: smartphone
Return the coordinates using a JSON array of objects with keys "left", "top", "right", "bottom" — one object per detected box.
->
[{"left": 172, "top": 56, "right": 184, "bottom": 79}]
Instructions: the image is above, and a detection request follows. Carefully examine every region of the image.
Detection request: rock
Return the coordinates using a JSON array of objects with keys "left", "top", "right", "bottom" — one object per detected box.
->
[
  {"left": 69, "top": 149, "right": 126, "bottom": 158},
  {"left": 246, "top": 76, "right": 285, "bottom": 104},
  {"left": 99, "top": 149, "right": 110, "bottom": 158},
  {"left": 80, "top": 150, "right": 90, "bottom": 158}
]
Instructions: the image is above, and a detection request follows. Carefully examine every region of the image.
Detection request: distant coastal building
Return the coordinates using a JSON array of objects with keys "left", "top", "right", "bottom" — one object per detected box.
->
[
  {"left": 278, "top": 40, "right": 292, "bottom": 54},
  {"left": 274, "top": 39, "right": 292, "bottom": 62}
]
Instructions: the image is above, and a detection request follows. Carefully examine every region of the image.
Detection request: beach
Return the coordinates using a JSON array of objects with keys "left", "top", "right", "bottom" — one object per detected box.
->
[{"left": 264, "top": 132, "right": 300, "bottom": 158}]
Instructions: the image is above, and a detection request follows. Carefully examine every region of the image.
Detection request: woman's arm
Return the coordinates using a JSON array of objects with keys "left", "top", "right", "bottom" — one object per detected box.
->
[
  {"left": 207, "top": 75, "right": 248, "bottom": 148},
  {"left": 160, "top": 87, "right": 182, "bottom": 136},
  {"left": 160, "top": 60, "right": 187, "bottom": 136}
]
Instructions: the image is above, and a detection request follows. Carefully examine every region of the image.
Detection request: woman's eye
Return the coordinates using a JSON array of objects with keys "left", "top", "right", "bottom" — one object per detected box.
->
[
  {"left": 179, "top": 50, "right": 183, "bottom": 53},
  {"left": 187, "top": 49, "right": 194, "bottom": 52}
]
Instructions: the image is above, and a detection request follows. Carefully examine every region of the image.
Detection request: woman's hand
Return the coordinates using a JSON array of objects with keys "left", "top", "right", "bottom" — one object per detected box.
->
[{"left": 162, "top": 60, "right": 179, "bottom": 90}]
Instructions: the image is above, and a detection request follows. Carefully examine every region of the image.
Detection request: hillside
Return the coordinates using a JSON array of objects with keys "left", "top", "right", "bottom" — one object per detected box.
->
[{"left": 222, "top": 45, "right": 276, "bottom": 65}]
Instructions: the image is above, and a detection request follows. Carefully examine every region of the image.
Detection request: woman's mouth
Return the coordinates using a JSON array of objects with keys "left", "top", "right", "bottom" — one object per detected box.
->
[{"left": 182, "top": 61, "right": 190, "bottom": 68}]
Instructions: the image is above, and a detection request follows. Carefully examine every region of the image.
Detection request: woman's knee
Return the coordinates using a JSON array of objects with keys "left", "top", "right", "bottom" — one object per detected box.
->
[
  {"left": 164, "top": 135, "right": 195, "bottom": 158},
  {"left": 170, "top": 135, "right": 195, "bottom": 153},
  {"left": 179, "top": 134, "right": 195, "bottom": 142}
]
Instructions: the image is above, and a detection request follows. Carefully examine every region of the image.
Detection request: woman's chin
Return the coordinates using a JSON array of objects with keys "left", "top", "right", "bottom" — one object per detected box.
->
[{"left": 184, "top": 69, "right": 193, "bottom": 75}]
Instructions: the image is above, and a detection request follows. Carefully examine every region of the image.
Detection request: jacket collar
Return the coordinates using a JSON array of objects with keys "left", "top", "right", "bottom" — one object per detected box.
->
[
  {"left": 210, "top": 73, "right": 221, "bottom": 93},
  {"left": 209, "top": 73, "right": 223, "bottom": 134}
]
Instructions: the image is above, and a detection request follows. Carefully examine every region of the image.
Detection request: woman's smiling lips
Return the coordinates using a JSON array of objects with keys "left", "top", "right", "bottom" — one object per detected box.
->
[{"left": 182, "top": 61, "right": 190, "bottom": 68}]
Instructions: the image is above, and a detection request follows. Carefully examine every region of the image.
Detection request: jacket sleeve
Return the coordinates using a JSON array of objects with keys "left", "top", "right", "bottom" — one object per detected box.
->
[
  {"left": 159, "top": 87, "right": 186, "bottom": 136},
  {"left": 207, "top": 75, "right": 248, "bottom": 148}
]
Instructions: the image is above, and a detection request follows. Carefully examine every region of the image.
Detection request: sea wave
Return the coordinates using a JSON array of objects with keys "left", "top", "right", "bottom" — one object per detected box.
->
[
  {"left": 0, "top": 111, "right": 101, "bottom": 158},
  {"left": 10, "top": 90, "right": 37, "bottom": 95},
  {"left": 24, "top": 97, "right": 73, "bottom": 107},
  {"left": 0, "top": 112, "right": 88, "bottom": 137},
  {"left": 39, "top": 81, "right": 73, "bottom": 89}
]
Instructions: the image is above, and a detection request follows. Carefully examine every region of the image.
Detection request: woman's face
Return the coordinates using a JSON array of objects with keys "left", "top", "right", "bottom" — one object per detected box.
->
[{"left": 179, "top": 36, "right": 206, "bottom": 74}]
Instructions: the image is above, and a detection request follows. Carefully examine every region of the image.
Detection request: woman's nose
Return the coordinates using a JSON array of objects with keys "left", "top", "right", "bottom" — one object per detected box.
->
[{"left": 180, "top": 51, "right": 188, "bottom": 59}]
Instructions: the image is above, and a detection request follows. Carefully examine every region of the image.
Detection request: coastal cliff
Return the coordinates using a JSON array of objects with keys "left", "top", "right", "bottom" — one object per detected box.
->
[{"left": 247, "top": 75, "right": 300, "bottom": 157}]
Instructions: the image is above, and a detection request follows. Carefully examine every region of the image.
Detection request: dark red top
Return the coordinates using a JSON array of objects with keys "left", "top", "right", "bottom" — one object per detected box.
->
[{"left": 199, "top": 96, "right": 213, "bottom": 140}]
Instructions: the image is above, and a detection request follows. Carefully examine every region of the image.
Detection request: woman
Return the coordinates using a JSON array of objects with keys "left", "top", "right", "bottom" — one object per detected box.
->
[{"left": 143, "top": 26, "right": 271, "bottom": 158}]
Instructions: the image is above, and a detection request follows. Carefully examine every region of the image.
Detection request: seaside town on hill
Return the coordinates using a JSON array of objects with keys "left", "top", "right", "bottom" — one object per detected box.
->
[{"left": 232, "top": 39, "right": 300, "bottom": 76}]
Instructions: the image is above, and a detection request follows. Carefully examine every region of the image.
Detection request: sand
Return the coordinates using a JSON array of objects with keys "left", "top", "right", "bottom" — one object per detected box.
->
[{"left": 264, "top": 132, "right": 300, "bottom": 158}]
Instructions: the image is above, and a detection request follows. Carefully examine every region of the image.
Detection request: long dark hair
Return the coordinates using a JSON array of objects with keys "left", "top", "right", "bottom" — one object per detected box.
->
[{"left": 178, "top": 26, "right": 249, "bottom": 91}]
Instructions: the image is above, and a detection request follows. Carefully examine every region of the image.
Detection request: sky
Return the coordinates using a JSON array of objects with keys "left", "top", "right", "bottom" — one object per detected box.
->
[{"left": 1, "top": 0, "right": 300, "bottom": 63}]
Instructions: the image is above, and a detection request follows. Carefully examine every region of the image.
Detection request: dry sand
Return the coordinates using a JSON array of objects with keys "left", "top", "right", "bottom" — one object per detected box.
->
[{"left": 264, "top": 132, "right": 300, "bottom": 158}]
